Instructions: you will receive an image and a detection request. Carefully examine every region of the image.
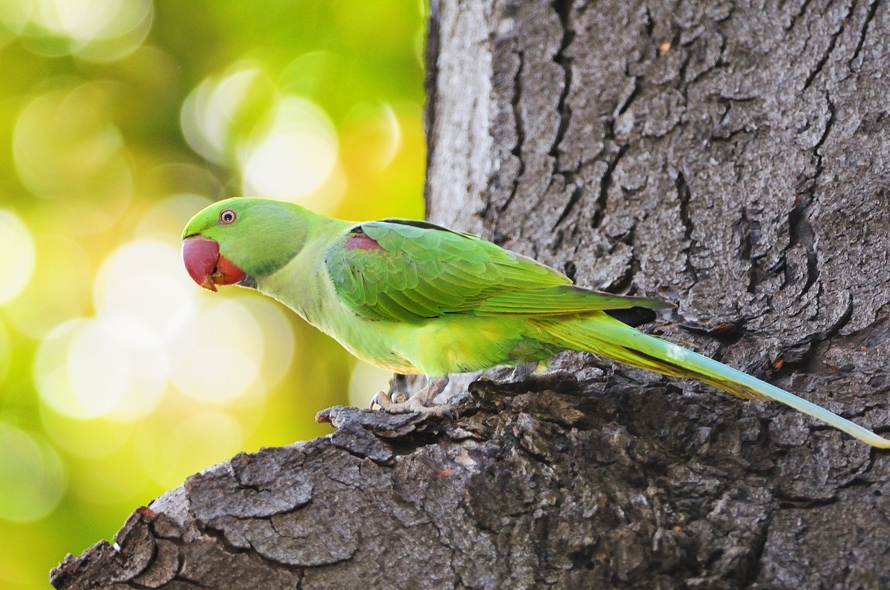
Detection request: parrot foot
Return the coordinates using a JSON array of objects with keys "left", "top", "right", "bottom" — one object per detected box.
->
[
  {"left": 369, "top": 376, "right": 455, "bottom": 419},
  {"left": 368, "top": 390, "right": 408, "bottom": 408}
]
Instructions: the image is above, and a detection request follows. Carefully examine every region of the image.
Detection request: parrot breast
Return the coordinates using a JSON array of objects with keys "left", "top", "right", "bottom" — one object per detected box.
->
[{"left": 182, "top": 236, "right": 247, "bottom": 291}]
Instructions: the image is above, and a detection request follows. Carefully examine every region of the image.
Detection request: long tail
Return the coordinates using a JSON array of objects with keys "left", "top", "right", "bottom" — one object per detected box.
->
[{"left": 535, "top": 314, "right": 890, "bottom": 448}]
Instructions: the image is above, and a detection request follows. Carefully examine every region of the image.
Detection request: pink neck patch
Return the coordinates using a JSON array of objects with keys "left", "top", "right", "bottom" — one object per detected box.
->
[{"left": 346, "top": 232, "right": 382, "bottom": 251}]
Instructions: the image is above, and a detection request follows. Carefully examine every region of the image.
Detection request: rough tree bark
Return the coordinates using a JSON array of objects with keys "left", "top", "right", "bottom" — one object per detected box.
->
[{"left": 52, "top": 0, "right": 890, "bottom": 588}]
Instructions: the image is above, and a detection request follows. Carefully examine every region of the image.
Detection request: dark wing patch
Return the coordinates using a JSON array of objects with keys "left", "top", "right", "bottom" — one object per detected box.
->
[{"left": 379, "top": 218, "right": 465, "bottom": 234}]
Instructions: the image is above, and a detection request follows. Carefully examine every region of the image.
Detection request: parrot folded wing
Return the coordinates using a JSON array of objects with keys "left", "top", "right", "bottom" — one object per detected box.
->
[
  {"left": 325, "top": 219, "right": 673, "bottom": 323},
  {"left": 326, "top": 219, "right": 567, "bottom": 322},
  {"left": 477, "top": 286, "right": 674, "bottom": 315}
]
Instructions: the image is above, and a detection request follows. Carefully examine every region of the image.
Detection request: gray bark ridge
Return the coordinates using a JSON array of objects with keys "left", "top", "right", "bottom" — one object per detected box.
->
[{"left": 54, "top": 0, "right": 890, "bottom": 588}]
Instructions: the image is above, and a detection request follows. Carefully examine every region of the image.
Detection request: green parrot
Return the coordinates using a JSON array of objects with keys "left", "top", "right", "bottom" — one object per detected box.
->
[{"left": 181, "top": 197, "right": 890, "bottom": 448}]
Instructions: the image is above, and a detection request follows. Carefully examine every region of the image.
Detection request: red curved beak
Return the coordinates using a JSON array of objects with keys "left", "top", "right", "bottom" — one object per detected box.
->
[{"left": 182, "top": 236, "right": 247, "bottom": 292}]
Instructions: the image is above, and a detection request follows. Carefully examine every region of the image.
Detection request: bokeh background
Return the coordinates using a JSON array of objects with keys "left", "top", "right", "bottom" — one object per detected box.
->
[{"left": 0, "top": 1, "right": 426, "bottom": 587}]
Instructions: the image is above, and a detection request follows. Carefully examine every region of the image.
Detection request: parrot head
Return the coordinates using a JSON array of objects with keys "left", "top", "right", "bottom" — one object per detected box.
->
[{"left": 181, "top": 197, "right": 302, "bottom": 291}]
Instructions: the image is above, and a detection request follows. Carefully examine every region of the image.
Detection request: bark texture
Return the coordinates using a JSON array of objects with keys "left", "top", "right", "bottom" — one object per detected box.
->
[{"left": 53, "top": 0, "right": 890, "bottom": 588}]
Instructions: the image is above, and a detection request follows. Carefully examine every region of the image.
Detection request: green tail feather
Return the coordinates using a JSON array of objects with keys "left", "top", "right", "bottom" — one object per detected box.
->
[{"left": 535, "top": 314, "right": 890, "bottom": 449}]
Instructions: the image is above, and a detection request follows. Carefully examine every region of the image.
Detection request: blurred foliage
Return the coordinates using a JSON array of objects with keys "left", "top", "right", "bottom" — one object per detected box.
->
[{"left": 0, "top": 1, "right": 426, "bottom": 588}]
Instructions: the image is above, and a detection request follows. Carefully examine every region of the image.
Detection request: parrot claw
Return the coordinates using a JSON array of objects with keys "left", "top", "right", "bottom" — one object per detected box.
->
[
  {"left": 369, "top": 391, "right": 390, "bottom": 410},
  {"left": 369, "top": 376, "right": 456, "bottom": 419}
]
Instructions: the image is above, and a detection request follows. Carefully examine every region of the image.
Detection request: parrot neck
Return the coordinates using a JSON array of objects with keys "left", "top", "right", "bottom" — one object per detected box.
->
[
  {"left": 255, "top": 223, "right": 339, "bottom": 326},
  {"left": 239, "top": 203, "right": 342, "bottom": 278}
]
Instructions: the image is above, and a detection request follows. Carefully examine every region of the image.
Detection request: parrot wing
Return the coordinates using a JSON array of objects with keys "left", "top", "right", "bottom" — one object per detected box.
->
[
  {"left": 325, "top": 219, "right": 673, "bottom": 322},
  {"left": 477, "top": 286, "right": 674, "bottom": 315}
]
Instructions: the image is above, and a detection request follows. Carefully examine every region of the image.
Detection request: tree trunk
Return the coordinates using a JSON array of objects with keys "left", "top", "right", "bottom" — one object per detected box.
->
[{"left": 52, "top": 0, "right": 890, "bottom": 588}]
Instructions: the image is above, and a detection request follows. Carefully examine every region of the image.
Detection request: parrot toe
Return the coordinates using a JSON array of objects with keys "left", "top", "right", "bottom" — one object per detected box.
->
[
  {"left": 369, "top": 376, "right": 456, "bottom": 419},
  {"left": 369, "top": 391, "right": 390, "bottom": 410}
]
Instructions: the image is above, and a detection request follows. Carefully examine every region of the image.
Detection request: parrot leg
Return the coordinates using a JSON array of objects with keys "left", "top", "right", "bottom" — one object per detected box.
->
[{"left": 369, "top": 376, "right": 454, "bottom": 418}]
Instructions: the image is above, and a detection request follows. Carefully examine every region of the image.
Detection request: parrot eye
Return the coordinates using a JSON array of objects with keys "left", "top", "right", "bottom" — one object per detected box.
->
[{"left": 219, "top": 209, "right": 237, "bottom": 224}]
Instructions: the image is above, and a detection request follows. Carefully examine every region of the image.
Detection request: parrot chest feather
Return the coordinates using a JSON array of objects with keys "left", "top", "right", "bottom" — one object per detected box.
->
[{"left": 258, "top": 241, "right": 423, "bottom": 372}]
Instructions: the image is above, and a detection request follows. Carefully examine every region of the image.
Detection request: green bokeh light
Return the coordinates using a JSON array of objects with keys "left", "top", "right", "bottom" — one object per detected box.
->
[{"left": 0, "top": 1, "right": 426, "bottom": 587}]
